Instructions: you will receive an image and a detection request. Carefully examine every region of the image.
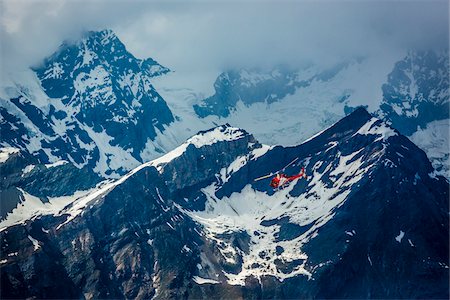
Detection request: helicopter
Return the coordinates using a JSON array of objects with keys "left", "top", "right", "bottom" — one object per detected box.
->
[{"left": 254, "top": 158, "right": 307, "bottom": 189}]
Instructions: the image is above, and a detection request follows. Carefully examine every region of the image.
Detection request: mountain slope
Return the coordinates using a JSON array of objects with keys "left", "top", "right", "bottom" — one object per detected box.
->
[
  {"left": 0, "top": 146, "right": 101, "bottom": 228},
  {"left": 1, "top": 30, "right": 174, "bottom": 178},
  {"left": 1, "top": 109, "right": 448, "bottom": 299}
]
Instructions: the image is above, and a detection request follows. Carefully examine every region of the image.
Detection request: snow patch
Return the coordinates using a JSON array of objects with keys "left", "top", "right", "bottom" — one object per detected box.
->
[
  {"left": 367, "top": 254, "right": 373, "bottom": 266},
  {"left": 82, "top": 125, "right": 140, "bottom": 178},
  {"left": 355, "top": 117, "right": 397, "bottom": 141},
  {"left": 0, "top": 188, "right": 95, "bottom": 231},
  {"left": 395, "top": 230, "right": 405, "bottom": 243},
  {"left": 0, "top": 147, "right": 20, "bottom": 163},
  {"left": 28, "top": 235, "right": 41, "bottom": 251},
  {"left": 45, "top": 160, "right": 68, "bottom": 168},
  {"left": 22, "top": 165, "right": 35, "bottom": 175},
  {"left": 184, "top": 146, "right": 374, "bottom": 285},
  {"left": 192, "top": 276, "right": 220, "bottom": 285}
]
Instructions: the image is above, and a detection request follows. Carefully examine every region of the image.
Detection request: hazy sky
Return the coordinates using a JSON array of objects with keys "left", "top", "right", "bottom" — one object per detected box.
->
[{"left": 0, "top": 0, "right": 448, "bottom": 74}]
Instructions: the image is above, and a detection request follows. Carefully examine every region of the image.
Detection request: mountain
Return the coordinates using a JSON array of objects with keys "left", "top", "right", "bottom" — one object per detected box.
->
[
  {"left": 193, "top": 63, "right": 351, "bottom": 118},
  {"left": 1, "top": 108, "right": 448, "bottom": 299},
  {"left": 193, "top": 51, "right": 448, "bottom": 133},
  {"left": 378, "top": 50, "right": 449, "bottom": 135},
  {"left": 0, "top": 29, "right": 174, "bottom": 178},
  {"left": 377, "top": 50, "right": 449, "bottom": 178}
]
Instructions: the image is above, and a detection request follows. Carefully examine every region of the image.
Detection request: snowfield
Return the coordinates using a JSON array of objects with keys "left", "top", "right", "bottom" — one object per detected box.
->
[{"left": 184, "top": 144, "right": 376, "bottom": 285}]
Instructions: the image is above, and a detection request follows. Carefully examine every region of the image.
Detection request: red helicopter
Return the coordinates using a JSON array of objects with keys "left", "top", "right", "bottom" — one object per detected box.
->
[{"left": 254, "top": 158, "right": 307, "bottom": 189}]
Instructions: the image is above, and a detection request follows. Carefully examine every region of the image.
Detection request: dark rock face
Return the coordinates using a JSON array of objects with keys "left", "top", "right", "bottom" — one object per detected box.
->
[
  {"left": 1, "top": 29, "right": 174, "bottom": 177},
  {"left": 1, "top": 109, "right": 448, "bottom": 299},
  {"left": 1, "top": 166, "right": 204, "bottom": 299},
  {"left": 298, "top": 133, "right": 449, "bottom": 298}
]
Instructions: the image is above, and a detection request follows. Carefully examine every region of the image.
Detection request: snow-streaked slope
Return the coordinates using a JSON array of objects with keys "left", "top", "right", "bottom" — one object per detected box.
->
[
  {"left": 0, "top": 188, "right": 95, "bottom": 231},
  {"left": 185, "top": 127, "right": 386, "bottom": 285},
  {"left": 378, "top": 50, "right": 449, "bottom": 135},
  {"left": 149, "top": 125, "right": 249, "bottom": 171}
]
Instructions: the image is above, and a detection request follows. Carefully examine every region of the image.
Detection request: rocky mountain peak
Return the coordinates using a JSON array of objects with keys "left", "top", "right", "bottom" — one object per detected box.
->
[{"left": 1, "top": 29, "right": 175, "bottom": 177}]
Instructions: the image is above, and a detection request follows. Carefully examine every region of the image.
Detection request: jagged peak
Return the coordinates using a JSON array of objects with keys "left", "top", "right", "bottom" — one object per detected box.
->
[
  {"left": 34, "top": 28, "right": 170, "bottom": 79},
  {"left": 192, "top": 124, "right": 250, "bottom": 144},
  {"left": 79, "top": 29, "right": 119, "bottom": 46},
  {"left": 341, "top": 107, "right": 400, "bottom": 143}
]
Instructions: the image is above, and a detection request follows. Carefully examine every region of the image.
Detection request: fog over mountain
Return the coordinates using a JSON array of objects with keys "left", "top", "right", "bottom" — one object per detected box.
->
[{"left": 1, "top": 0, "right": 448, "bottom": 75}]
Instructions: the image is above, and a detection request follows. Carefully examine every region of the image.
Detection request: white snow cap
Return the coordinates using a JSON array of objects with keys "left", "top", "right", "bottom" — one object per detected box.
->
[
  {"left": 355, "top": 117, "right": 397, "bottom": 142},
  {"left": 186, "top": 124, "right": 249, "bottom": 148}
]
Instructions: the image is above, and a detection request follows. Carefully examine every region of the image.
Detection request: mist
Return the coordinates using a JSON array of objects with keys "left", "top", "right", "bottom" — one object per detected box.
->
[{"left": 1, "top": 0, "right": 448, "bottom": 75}]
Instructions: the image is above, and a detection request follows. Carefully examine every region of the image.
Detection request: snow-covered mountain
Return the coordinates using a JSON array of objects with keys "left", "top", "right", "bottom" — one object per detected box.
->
[
  {"left": 193, "top": 62, "right": 352, "bottom": 119},
  {"left": 1, "top": 30, "right": 174, "bottom": 178},
  {"left": 154, "top": 58, "right": 388, "bottom": 148},
  {"left": 192, "top": 51, "right": 448, "bottom": 134},
  {"left": 1, "top": 109, "right": 448, "bottom": 299},
  {"left": 379, "top": 50, "right": 449, "bottom": 135}
]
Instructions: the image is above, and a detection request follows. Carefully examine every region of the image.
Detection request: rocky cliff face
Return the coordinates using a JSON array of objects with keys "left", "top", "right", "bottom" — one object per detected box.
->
[{"left": 1, "top": 109, "right": 448, "bottom": 299}]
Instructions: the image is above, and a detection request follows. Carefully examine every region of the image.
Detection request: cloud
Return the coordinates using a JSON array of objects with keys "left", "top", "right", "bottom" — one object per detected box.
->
[{"left": 1, "top": 0, "right": 448, "bottom": 75}]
